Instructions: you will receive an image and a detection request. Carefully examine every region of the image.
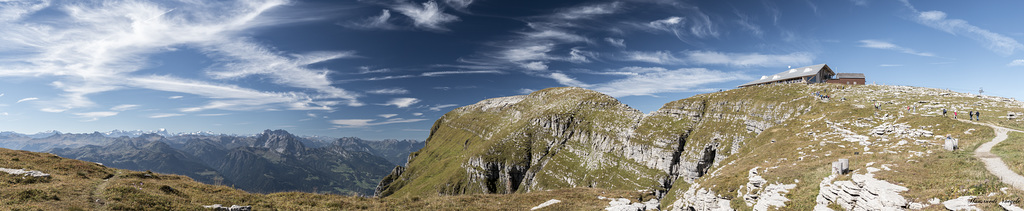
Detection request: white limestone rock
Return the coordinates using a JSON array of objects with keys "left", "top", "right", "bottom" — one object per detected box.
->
[
  {"left": 942, "top": 196, "right": 979, "bottom": 211},
  {"left": 531, "top": 199, "right": 561, "bottom": 210},
  {"left": 0, "top": 167, "right": 50, "bottom": 177}
]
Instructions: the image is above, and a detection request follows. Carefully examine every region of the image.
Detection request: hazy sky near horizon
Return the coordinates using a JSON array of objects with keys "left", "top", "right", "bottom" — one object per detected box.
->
[{"left": 1, "top": 0, "right": 1022, "bottom": 140}]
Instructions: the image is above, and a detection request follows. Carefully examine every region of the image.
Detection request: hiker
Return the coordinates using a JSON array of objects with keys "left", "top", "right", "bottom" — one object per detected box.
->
[
  {"left": 969, "top": 111, "right": 975, "bottom": 121},
  {"left": 976, "top": 111, "right": 981, "bottom": 121},
  {"left": 954, "top": 111, "right": 958, "bottom": 119},
  {"left": 942, "top": 108, "right": 947, "bottom": 116}
]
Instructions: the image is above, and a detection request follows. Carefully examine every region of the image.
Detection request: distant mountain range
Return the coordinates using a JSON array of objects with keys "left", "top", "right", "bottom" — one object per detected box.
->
[{"left": 0, "top": 129, "right": 423, "bottom": 195}]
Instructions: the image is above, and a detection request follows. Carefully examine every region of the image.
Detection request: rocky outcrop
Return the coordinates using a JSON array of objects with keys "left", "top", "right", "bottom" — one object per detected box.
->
[
  {"left": 942, "top": 196, "right": 979, "bottom": 210},
  {"left": 670, "top": 183, "right": 733, "bottom": 211},
  {"left": 739, "top": 167, "right": 796, "bottom": 211},
  {"left": 0, "top": 168, "right": 50, "bottom": 177},
  {"left": 816, "top": 173, "right": 909, "bottom": 210},
  {"left": 202, "top": 204, "right": 252, "bottom": 211},
  {"left": 601, "top": 196, "right": 659, "bottom": 211},
  {"left": 374, "top": 165, "right": 405, "bottom": 197}
]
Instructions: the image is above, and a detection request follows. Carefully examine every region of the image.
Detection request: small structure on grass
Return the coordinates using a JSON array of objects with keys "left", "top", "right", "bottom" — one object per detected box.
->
[{"left": 831, "top": 159, "right": 849, "bottom": 175}]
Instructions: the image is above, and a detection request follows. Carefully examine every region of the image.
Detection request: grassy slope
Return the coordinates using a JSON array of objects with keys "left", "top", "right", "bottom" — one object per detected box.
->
[
  {"left": 993, "top": 132, "right": 1024, "bottom": 179},
  {"left": 0, "top": 147, "right": 652, "bottom": 210}
]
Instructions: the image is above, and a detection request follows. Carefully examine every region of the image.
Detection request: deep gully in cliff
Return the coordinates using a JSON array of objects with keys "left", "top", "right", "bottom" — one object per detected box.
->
[{"left": 658, "top": 98, "right": 710, "bottom": 199}]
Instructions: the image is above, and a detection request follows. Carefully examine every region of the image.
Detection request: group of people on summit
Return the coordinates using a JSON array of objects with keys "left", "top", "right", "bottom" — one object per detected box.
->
[{"left": 942, "top": 108, "right": 982, "bottom": 121}]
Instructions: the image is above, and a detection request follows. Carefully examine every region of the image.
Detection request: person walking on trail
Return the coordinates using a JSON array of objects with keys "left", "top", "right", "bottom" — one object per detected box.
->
[
  {"left": 976, "top": 111, "right": 981, "bottom": 121},
  {"left": 942, "top": 108, "right": 947, "bottom": 116},
  {"left": 954, "top": 111, "right": 958, "bottom": 119},
  {"left": 970, "top": 111, "right": 975, "bottom": 121}
]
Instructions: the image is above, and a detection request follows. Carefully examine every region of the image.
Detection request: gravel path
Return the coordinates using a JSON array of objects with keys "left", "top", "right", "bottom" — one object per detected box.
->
[{"left": 971, "top": 122, "right": 1024, "bottom": 190}]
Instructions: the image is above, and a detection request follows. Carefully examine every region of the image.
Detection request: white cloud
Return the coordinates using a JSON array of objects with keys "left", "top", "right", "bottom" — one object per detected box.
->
[
  {"left": 428, "top": 104, "right": 458, "bottom": 111},
  {"left": 204, "top": 40, "right": 360, "bottom": 105},
  {"left": 518, "top": 88, "right": 536, "bottom": 94},
  {"left": 0, "top": 112, "right": 7, "bottom": 116},
  {"left": 394, "top": 0, "right": 460, "bottom": 31},
  {"left": 74, "top": 111, "right": 118, "bottom": 121},
  {"left": 649, "top": 16, "right": 684, "bottom": 30},
  {"left": 128, "top": 75, "right": 338, "bottom": 112},
  {"left": 197, "top": 113, "right": 229, "bottom": 117},
  {"left": 909, "top": 10, "right": 1022, "bottom": 56},
  {"left": 623, "top": 51, "right": 681, "bottom": 64},
  {"left": 111, "top": 104, "right": 140, "bottom": 111},
  {"left": 858, "top": 40, "right": 936, "bottom": 57},
  {"left": 521, "top": 61, "right": 548, "bottom": 71},
  {"left": 422, "top": 70, "right": 503, "bottom": 77},
  {"left": 735, "top": 13, "right": 763, "bottom": 37},
  {"left": 358, "top": 66, "right": 391, "bottom": 74},
  {"left": 646, "top": 13, "right": 718, "bottom": 41},
  {"left": 621, "top": 51, "right": 814, "bottom": 67},
  {"left": 367, "top": 88, "right": 410, "bottom": 95},
  {"left": 149, "top": 113, "right": 183, "bottom": 118},
  {"left": 568, "top": 48, "right": 593, "bottom": 63},
  {"left": 548, "top": 73, "right": 591, "bottom": 88},
  {"left": 577, "top": 68, "right": 748, "bottom": 97},
  {"left": 346, "top": 9, "right": 398, "bottom": 30},
  {"left": 378, "top": 114, "right": 398, "bottom": 118},
  {"left": 605, "top": 38, "right": 626, "bottom": 48},
  {"left": 412, "top": 112, "right": 424, "bottom": 116},
  {"left": 0, "top": 0, "right": 361, "bottom": 113},
  {"left": 330, "top": 118, "right": 428, "bottom": 128},
  {"left": 444, "top": 0, "right": 474, "bottom": 9},
  {"left": 169, "top": 96, "right": 184, "bottom": 99},
  {"left": 851, "top": 0, "right": 868, "bottom": 6},
  {"left": 382, "top": 98, "right": 420, "bottom": 108},
  {"left": 684, "top": 51, "right": 814, "bottom": 67},
  {"left": 1008, "top": 59, "right": 1024, "bottom": 67},
  {"left": 555, "top": 2, "right": 622, "bottom": 20},
  {"left": 0, "top": 93, "right": 4, "bottom": 98},
  {"left": 16, "top": 97, "right": 38, "bottom": 103}
]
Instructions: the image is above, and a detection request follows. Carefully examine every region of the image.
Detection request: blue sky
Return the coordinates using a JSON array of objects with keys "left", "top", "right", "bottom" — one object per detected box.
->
[{"left": 1, "top": 0, "right": 1022, "bottom": 140}]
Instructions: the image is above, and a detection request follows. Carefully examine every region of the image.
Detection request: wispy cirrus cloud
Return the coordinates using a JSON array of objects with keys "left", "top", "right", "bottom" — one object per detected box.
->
[
  {"left": 547, "top": 67, "right": 748, "bottom": 97},
  {"left": 378, "top": 114, "right": 398, "bottom": 118},
  {"left": 643, "top": 12, "right": 719, "bottom": 45},
  {"left": 149, "top": 113, "right": 183, "bottom": 118},
  {"left": 0, "top": 0, "right": 361, "bottom": 113},
  {"left": 16, "top": 97, "right": 38, "bottom": 103},
  {"left": 621, "top": 50, "right": 814, "bottom": 67},
  {"left": 330, "top": 118, "right": 428, "bottom": 128},
  {"left": 74, "top": 111, "right": 118, "bottom": 121},
  {"left": 605, "top": 38, "right": 626, "bottom": 48},
  {"left": 381, "top": 98, "right": 420, "bottom": 108},
  {"left": 858, "top": 40, "right": 936, "bottom": 57},
  {"left": 427, "top": 104, "right": 458, "bottom": 111},
  {"left": 901, "top": 2, "right": 1022, "bottom": 56},
  {"left": 1008, "top": 59, "right": 1024, "bottom": 67},
  {"left": 111, "top": 104, "right": 140, "bottom": 111},
  {"left": 347, "top": 70, "right": 504, "bottom": 81},
  {"left": 367, "top": 88, "right": 410, "bottom": 95},
  {"left": 555, "top": 1, "right": 623, "bottom": 20},
  {"left": 344, "top": 9, "right": 399, "bottom": 30},
  {"left": 394, "top": 0, "right": 460, "bottom": 31}
]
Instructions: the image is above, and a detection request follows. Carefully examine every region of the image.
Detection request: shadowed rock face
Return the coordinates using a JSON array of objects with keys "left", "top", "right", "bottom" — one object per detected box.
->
[{"left": 376, "top": 86, "right": 813, "bottom": 198}]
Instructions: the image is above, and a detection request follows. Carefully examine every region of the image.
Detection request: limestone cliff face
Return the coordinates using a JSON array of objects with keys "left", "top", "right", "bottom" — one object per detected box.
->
[{"left": 376, "top": 86, "right": 815, "bottom": 199}]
